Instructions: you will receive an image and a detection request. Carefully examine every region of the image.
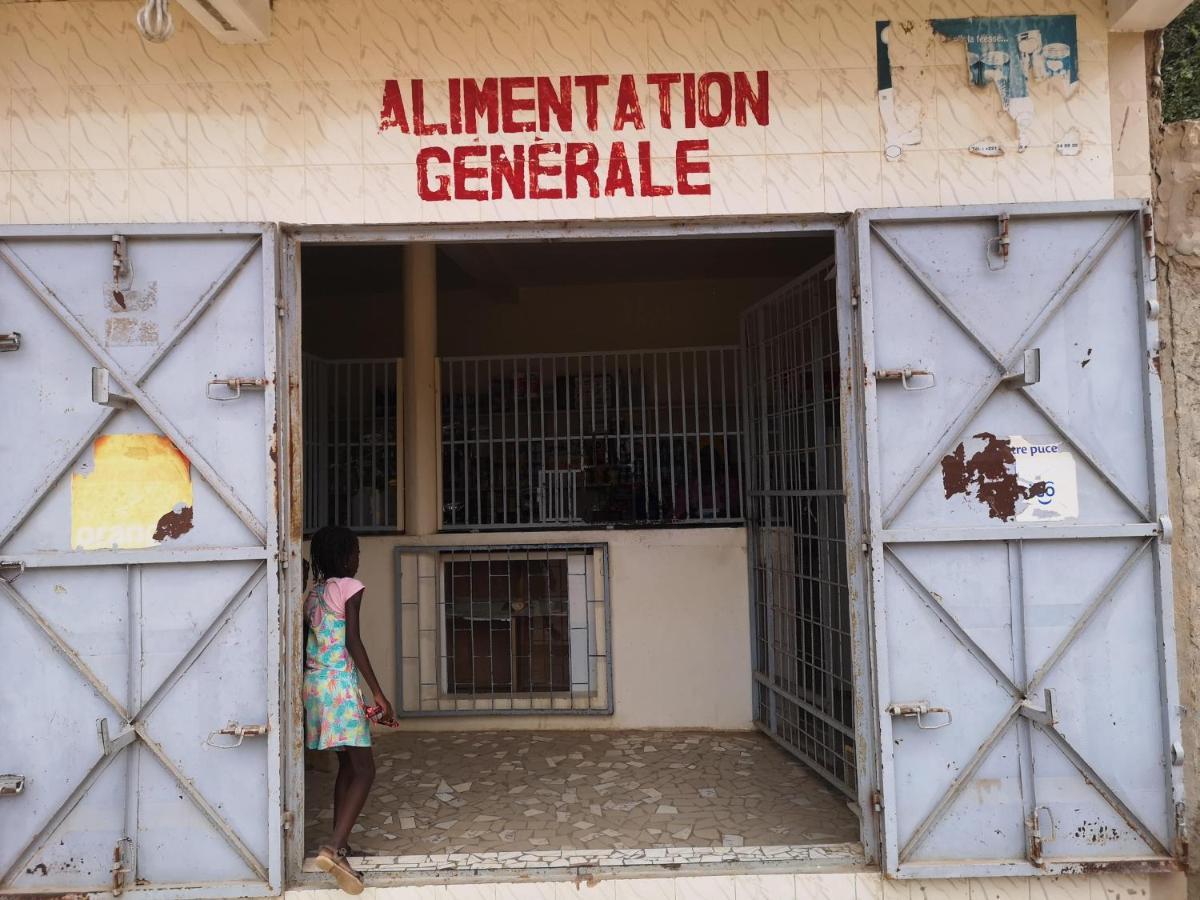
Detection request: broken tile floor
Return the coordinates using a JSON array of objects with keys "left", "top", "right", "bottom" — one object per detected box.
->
[{"left": 304, "top": 730, "right": 858, "bottom": 871}]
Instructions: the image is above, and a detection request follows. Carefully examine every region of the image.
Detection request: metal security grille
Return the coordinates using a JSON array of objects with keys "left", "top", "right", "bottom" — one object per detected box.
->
[
  {"left": 303, "top": 355, "right": 400, "bottom": 533},
  {"left": 440, "top": 349, "right": 743, "bottom": 529},
  {"left": 742, "top": 258, "right": 856, "bottom": 797},
  {"left": 392, "top": 544, "right": 612, "bottom": 716}
]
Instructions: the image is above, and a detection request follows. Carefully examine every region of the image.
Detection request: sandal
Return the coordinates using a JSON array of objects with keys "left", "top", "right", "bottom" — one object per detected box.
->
[{"left": 315, "top": 845, "right": 364, "bottom": 895}]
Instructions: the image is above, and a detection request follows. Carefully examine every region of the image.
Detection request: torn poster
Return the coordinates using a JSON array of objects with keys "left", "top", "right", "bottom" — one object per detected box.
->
[
  {"left": 876, "top": 15, "right": 1079, "bottom": 158},
  {"left": 932, "top": 16, "right": 1079, "bottom": 151},
  {"left": 71, "top": 434, "right": 194, "bottom": 550}
]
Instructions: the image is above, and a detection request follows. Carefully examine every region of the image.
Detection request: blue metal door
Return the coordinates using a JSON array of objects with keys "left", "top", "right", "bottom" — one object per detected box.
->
[
  {"left": 856, "top": 202, "right": 1184, "bottom": 877},
  {"left": 0, "top": 226, "right": 283, "bottom": 896}
]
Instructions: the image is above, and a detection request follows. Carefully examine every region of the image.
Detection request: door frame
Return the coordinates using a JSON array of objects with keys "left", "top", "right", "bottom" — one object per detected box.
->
[{"left": 277, "top": 215, "right": 882, "bottom": 884}]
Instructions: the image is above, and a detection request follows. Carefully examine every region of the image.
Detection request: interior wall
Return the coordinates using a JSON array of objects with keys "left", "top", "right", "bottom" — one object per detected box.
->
[
  {"left": 354, "top": 528, "right": 753, "bottom": 732},
  {"left": 439, "top": 277, "right": 786, "bottom": 357},
  {"left": 301, "top": 245, "right": 405, "bottom": 359}
]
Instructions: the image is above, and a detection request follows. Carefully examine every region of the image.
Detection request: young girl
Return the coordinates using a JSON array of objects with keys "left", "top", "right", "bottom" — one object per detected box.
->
[{"left": 304, "top": 526, "right": 394, "bottom": 894}]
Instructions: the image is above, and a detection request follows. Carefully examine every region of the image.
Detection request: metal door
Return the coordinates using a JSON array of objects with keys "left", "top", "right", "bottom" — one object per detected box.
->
[
  {"left": 856, "top": 202, "right": 1183, "bottom": 877},
  {"left": 0, "top": 226, "right": 284, "bottom": 896},
  {"left": 742, "top": 258, "right": 866, "bottom": 800}
]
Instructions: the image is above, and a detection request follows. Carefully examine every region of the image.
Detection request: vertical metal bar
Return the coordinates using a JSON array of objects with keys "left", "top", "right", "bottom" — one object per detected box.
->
[
  {"left": 526, "top": 356, "right": 533, "bottom": 526},
  {"left": 124, "top": 564, "right": 143, "bottom": 882},
  {"left": 538, "top": 356, "right": 547, "bottom": 524},
  {"left": 700, "top": 352, "right": 710, "bottom": 520},
  {"left": 487, "top": 360, "right": 495, "bottom": 525},
  {"left": 333, "top": 362, "right": 340, "bottom": 524},
  {"left": 653, "top": 352, "right": 663, "bottom": 520},
  {"left": 500, "top": 359, "right": 508, "bottom": 525},
  {"left": 625, "top": 353, "right": 635, "bottom": 519},
  {"left": 372, "top": 362, "right": 379, "bottom": 528},
  {"left": 1010, "top": 540, "right": 1039, "bottom": 860},
  {"left": 445, "top": 360, "right": 454, "bottom": 529},
  {"left": 357, "top": 361, "right": 364, "bottom": 528},
  {"left": 720, "top": 349, "right": 732, "bottom": 520},
  {"left": 665, "top": 353, "right": 676, "bottom": 519}
]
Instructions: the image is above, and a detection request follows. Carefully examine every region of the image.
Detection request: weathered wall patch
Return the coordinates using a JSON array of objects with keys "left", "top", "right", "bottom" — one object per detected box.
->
[
  {"left": 876, "top": 15, "right": 1080, "bottom": 158},
  {"left": 71, "top": 434, "right": 194, "bottom": 550}
]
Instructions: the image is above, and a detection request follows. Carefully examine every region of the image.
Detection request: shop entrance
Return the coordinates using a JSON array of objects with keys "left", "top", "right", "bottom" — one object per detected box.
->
[{"left": 293, "top": 229, "right": 868, "bottom": 877}]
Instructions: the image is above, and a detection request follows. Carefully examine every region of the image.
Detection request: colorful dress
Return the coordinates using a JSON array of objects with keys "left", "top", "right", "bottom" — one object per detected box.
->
[{"left": 303, "top": 577, "right": 371, "bottom": 750}]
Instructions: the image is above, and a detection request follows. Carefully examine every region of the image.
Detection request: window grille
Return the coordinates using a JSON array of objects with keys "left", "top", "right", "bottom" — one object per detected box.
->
[
  {"left": 440, "top": 348, "right": 743, "bottom": 530},
  {"left": 303, "top": 354, "right": 401, "bottom": 533},
  {"left": 743, "top": 259, "right": 856, "bottom": 798},
  {"left": 393, "top": 544, "right": 612, "bottom": 716}
]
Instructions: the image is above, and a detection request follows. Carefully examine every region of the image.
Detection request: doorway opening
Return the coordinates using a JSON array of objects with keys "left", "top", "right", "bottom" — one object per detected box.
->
[{"left": 294, "top": 229, "right": 866, "bottom": 879}]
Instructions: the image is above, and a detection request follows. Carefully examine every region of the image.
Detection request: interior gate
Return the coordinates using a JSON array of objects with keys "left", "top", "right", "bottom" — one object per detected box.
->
[
  {"left": 0, "top": 226, "right": 284, "bottom": 897},
  {"left": 741, "top": 257, "right": 860, "bottom": 800}
]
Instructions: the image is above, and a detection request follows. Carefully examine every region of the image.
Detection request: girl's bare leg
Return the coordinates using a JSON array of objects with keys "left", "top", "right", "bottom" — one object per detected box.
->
[
  {"left": 333, "top": 751, "right": 353, "bottom": 847},
  {"left": 329, "top": 746, "right": 375, "bottom": 852}
]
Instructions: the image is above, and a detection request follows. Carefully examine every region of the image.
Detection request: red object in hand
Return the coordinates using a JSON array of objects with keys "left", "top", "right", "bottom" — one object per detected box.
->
[{"left": 364, "top": 704, "right": 399, "bottom": 727}]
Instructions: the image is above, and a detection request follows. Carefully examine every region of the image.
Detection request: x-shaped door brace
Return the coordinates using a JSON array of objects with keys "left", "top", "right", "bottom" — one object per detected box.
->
[
  {"left": 0, "top": 236, "right": 274, "bottom": 885},
  {"left": 0, "top": 563, "right": 269, "bottom": 883},
  {"left": 872, "top": 213, "right": 1151, "bottom": 530},
  {"left": 0, "top": 237, "right": 266, "bottom": 548},
  {"left": 886, "top": 540, "right": 1165, "bottom": 862},
  {"left": 870, "top": 213, "right": 1168, "bottom": 863}
]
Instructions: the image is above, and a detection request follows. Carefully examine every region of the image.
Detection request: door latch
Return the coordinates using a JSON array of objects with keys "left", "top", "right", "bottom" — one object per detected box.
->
[
  {"left": 111, "top": 837, "right": 131, "bottom": 896},
  {"left": 1019, "top": 688, "right": 1058, "bottom": 727},
  {"left": 987, "top": 213, "right": 1011, "bottom": 270},
  {"left": 1003, "top": 348, "right": 1041, "bottom": 387},
  {"left": 204, "top": 721, "right": 269, "bottom": 748},
  {"left": 886, "top": 701, "right": 952, "bottom": 729},
  {"left": 207, "top": 377, "right": 268, "bottom": 401},
  {"left": 97, "top": 718, "right": 136, "bottom": 757},
  {"left": 0, "top": 774, "right": 25, "bottom": 796},
  {"left": 92, "top": 367, "right": 133, "bottom": 408},
  {"left": 875, "top": 367, "right": 936, "bottom": 392},
  {"left": 1027, "top": 805, "right": 1056, "bottom": 866},
  {"left": 0, "top": 332, "right": 20, "bottom": 352}
]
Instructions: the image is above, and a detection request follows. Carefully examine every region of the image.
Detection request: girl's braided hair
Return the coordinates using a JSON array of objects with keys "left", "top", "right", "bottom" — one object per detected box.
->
[{"left": 309, "top": 525, "right": 358, "bottom": 581}]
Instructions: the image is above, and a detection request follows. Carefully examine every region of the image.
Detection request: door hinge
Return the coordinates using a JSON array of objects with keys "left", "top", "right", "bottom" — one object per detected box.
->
[
  {"left": 1159, "top": 515, "right": 1174, "bottom": 544},
  {"left": 1143, "top": 206, "right": 1158, "bottom": 283},
  {"left": 0, "top": 774, "right": 25, "bottom": 796},
  {"left": 871, "top": 789, "right": 882, "bottom": 813},
  {"left": 0, "top": 332, "right": 20, "bottom": 352},
  {"left": 1175, "top": 802, "right": 1188, "bottom": 860}
]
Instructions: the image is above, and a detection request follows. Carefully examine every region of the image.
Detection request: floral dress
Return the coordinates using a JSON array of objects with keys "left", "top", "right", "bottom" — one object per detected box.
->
[{"left": 303, "top": 579, "right": 371, "bottom": 749}]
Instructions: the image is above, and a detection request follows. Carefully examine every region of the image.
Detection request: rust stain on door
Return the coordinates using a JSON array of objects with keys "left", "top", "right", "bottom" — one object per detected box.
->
[
  {"left": 71, "top": 434, "right": 194, "bottom": 549},
  {"left": 941, "top": 432, "right": 1048, "bottom": 520}
]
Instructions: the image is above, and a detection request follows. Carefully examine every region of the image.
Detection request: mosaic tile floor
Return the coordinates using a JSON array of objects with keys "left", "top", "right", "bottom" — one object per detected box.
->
[{"left": 304, "top": 730, "right": 858, "bottom": 867}]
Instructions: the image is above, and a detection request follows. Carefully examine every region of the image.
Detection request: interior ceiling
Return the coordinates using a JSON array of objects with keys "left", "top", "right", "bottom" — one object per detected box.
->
[{"left": 302, "top": 235, "right": 832, "bottom": 299}]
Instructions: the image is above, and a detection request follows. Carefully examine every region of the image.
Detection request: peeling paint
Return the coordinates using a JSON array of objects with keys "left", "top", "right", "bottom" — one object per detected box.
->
[
  {"left": 941, "top": 432, "right": 1049, "bottom": 520},
  {"left": 152, "top": 504, "right": 194, "bottom": 542}
]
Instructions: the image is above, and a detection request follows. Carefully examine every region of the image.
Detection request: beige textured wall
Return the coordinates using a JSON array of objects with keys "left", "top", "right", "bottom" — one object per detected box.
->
[
  {"left": 1153, "top": 117, "right": 1200, "bottom": 899},
  {"left": 0, "top": 0, "right": 1150, "bottom": 225},
  {"left": 354, "top": 528, "right": 754, "bottom": 732}
]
